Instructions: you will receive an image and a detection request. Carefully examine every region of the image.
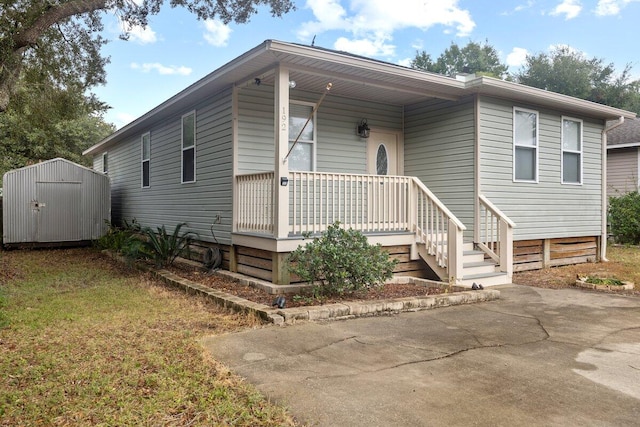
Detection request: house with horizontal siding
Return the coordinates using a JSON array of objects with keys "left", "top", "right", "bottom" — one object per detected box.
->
[
  {"left": 607, "top": 118, "right": 640, "bottom": 199},
  {"left": 84, "top": 40, "right": 636, "bottom": 286}
]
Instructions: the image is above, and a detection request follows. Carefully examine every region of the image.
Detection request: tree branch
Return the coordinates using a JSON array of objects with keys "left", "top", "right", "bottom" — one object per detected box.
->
[{"left": 13, "top": 0, "right": 110, "bottom": 49}]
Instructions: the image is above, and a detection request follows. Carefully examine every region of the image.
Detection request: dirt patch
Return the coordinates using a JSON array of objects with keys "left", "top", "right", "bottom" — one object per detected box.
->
[{"left": 513, "top": 245, "right": 640, "bottom": 296}]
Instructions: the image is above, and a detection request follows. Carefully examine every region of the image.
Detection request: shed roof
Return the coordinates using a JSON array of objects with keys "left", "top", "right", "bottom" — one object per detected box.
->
[
  {"left": 84, "top": 40, "right": 637, "bottom": 156},
  {"left": 3, "top": 158, "right": 107, "bottom": 178}
]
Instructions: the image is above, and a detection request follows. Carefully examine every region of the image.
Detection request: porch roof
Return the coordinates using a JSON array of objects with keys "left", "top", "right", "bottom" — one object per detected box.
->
[{"left": 84, "top": 39, "right": 636, "bottom": 156}]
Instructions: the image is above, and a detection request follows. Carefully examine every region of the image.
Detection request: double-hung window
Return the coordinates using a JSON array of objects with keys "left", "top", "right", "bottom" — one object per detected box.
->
[
  {"left": 288, "top": 102, "right": 315, "bottom": 171},
  {"left": 561, "top": 117, "right": 582, "bottom": 185},
  {"left": 141, "top": 132, "right": 150, "bottom": 188},
  {"left": 513, "top": 108, "right": 539, "bottom": 182},
  {"left": 182, "top": 111, "right": 196, "bottom": 183}
]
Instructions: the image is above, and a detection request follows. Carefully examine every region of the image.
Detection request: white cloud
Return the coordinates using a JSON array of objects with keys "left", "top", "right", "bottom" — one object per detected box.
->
[
  {"left": 502, "top": 0, "right": 535, "bottom": 15},
  {"left": 506, "top": 47, "right": 529, "bottom": 67},
  {"left": 397, "top": 57, "right": 413, "bottom": 67},
  {"left": 334, "top": 35, "right": 395, "bottom": 57},
  {"left": 297, "top": 0, "right": 475, "bottom": 57},
  {"left": 119, "top": 19, "right": 157, "bottom": 44},
  {"left": 550, "top": 0, "right": 582, "bottom": 19},
  {"left": 203, "top": 19, "right": 232, "bottom": 47},
  {"left": 595, "top": 0, "right": 639, "bottom": 16},
  {"left": 130, "top": 62, "right": 193, "bottom": 76}
]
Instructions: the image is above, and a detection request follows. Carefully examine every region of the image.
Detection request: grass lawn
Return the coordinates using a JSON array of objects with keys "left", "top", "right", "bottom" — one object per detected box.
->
[{"left": 0, "top": 248, "right": 296, "bottom": 426}]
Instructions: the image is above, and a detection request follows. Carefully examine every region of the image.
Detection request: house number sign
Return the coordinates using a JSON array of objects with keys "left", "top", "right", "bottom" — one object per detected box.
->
[{"left": 281, "top": 107, "right": 287, "bottom": 132}]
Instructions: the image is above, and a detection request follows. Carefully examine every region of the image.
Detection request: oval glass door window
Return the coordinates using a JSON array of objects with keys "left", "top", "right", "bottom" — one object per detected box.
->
[{"left": 376, "top": 144, "right": 389, "bottom": 175}]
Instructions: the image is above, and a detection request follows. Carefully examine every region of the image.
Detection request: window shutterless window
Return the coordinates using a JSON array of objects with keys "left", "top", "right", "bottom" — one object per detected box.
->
[
  {"left": 288, "top": 102, "right": 316, "bottom": 172},
  {"left": 182, "top": 111, "right": 196, "bottom": 183},
  {"left": 141, "top": 132, "right": 150, "bottom": 188},
  {"left": 561, "top": 117, "right": 583, "bottom": 185},
  {"left": 102, "top": 152, "right": 108, "bottom": 174},
  {"left": 513, "top": 108, "right": 539, "bottom": 182}
]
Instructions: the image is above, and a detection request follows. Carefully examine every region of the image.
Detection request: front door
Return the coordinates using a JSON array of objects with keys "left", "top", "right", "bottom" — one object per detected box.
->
[{"left": 367, "top": 130, "right": 399, "bottom": 175}]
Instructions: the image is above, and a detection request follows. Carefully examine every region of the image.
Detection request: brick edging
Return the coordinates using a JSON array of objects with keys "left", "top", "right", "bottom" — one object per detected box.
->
[{"left": 105, "top": 251, "right": 500, "bottom": 324}]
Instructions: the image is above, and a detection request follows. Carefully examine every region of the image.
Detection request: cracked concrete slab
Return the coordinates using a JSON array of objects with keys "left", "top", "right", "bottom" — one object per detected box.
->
[{"left": 202, "top": 284, "right": 640, "bottom": 426}]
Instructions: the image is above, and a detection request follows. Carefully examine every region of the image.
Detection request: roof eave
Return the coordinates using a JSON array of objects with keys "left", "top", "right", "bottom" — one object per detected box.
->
[
  {"left": 464, "top": 76, "right": 637, "bottom": 120},
  {"left": 84, "top": 40, "right": 275, "bottom": 156}
]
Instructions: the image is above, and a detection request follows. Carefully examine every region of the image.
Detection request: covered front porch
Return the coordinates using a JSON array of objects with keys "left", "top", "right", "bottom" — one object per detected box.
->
[{"left": 233, "top": 170, "right": 514, "bottom": 286}]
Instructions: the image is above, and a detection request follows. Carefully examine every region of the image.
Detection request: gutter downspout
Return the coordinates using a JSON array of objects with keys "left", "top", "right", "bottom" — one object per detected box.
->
[{"left": 601, "top": 116, "right": 625, "bottom": 261}]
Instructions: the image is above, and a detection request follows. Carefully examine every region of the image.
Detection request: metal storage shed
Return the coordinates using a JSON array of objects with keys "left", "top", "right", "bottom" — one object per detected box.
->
[{"left": 2, "top": 158, "right": 110, "bottom": 246}]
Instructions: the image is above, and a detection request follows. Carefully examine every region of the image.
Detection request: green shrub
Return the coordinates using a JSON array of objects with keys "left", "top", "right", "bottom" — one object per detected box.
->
[
  {"left": 288, "top": 222, "right": 397, "bottom": 296},
  {"left": 609, "top": 192, "right": 640, "bottom": 244},
  {"left": 95, "top": 218, "right": 141, "bottom": 252},
  {"left": 141, "top": 223, "right": 196, "bottom": 268}
]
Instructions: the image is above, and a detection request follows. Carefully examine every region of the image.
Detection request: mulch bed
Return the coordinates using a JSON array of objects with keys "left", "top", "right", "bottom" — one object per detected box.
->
[{"left": 171, "top": 267, "right": 450, "bottom": 308}]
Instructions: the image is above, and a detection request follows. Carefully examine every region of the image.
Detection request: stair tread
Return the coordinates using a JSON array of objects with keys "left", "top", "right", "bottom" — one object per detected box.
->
[
  {"left": 462, "top": 271, "right": 508, "bottom": 280},
  {"left": 463, "top": 250, "right": 485, "bottom": 255},
  {"left": 463, "top": 261, "right": 497, "bottom": 268}
]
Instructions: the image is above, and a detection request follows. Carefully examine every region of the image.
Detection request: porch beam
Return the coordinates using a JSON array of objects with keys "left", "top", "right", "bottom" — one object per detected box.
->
[{"left": 274, "top": 65, "right": 290, "bottom": 239}]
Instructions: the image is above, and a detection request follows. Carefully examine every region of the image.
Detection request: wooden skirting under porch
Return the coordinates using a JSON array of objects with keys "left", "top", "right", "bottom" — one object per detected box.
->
[
  {"left": 513, "top": 236, "right": 600, "bottom": 272},
  {"left": 226, "top": 244, "right": 433, "bottom": 285}
]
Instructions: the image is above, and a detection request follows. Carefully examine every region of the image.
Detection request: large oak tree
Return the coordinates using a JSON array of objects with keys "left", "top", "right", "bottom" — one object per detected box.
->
[{"left": 0, "top": 0, "right": 295, "bottom": 112}]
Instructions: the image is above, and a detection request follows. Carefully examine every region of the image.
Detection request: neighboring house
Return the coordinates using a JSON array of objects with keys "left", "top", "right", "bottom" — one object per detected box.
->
[
  {"left": 607, "top": 118, "right": 640, "bottom": 199},
  {"left": 83, "top": 40, "right": 636, "bottom": 286}
]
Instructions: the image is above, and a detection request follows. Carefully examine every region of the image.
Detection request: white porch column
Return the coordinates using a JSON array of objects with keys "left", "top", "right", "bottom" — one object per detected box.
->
[{"left": 274, "top": 66, "right": 290, "bottom": 239}]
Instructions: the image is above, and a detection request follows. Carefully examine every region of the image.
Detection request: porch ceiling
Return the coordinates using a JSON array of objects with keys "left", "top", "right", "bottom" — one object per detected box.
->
[{"left": 231, "top": 42, "right": 468, "bottom": 106}]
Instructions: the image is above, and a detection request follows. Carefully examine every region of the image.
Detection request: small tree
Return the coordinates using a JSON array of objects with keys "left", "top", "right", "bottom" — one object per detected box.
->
[
  {"left": 288, "top": 222, "right": 397, "bottom": 296},
  {"left": 609, "top": 192, "right": 640, "bottom": 244}
]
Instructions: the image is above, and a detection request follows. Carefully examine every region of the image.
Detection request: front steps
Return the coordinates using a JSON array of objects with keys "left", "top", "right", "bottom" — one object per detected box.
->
[
  {"left": 459, "top": 243, "right": 510, "bottom": 287},
  {"left": 416, "top": 241, "right": 511, "bottom": 288}
]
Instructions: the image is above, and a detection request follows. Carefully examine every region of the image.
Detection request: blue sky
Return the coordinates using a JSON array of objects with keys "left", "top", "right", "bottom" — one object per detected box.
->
[{"left": 93, "top": 0, "right": 640, "bottom": 129}]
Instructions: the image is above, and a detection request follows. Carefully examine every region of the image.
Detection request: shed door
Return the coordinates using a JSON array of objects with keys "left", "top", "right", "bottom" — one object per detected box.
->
[{"left": 36, "top": 182, "right": 82, "bottom": 242}]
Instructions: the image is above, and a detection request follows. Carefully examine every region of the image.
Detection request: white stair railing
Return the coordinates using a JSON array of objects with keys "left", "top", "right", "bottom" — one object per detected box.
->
[
  {"left": 412, "top": 178, "right": 466, "bottom": 282},
  {"left": 478, "top": 195, "right": 516, "bottom": 276}
]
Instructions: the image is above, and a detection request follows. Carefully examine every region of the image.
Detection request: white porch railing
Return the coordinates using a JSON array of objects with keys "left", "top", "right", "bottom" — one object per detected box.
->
[
  {"left": 288, "top": 171, "right": 411, "bottom": 235},
  {"left": 235, "top": 171, "right": 467, "bottom": 281},
  {"left": 236, "top": 172, "right": 274, "bottom": 234},
  {"left": 478, "top": 195, "right": 516, "bottom": 275}
]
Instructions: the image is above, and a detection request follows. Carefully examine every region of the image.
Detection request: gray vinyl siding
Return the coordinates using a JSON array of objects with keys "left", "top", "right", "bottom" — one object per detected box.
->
[
  {"left": 607, "top": 147, "right": 639, "bottom": 198},
  {"left": 404, "top": 97, "right": 476, "bottom": 240},
  {"left": 237, "top": 85, "right": 402, "bottom": 174},
  {"left": 94, "top": 88, "right": 234, "bottom": 245},
  {"left": 479, "top": 96, "right": 604, "bottom": 240},
  {"left": 237, "top": 85, "right": 275, "bottom": 173}
]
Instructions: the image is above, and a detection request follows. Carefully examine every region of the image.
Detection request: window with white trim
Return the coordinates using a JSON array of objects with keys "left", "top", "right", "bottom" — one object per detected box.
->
[
  {"left": 182, "top": 111, "right": 196, "bottom": 183},
  {"left": 561, "top": 117, "right": 583, "bottom": 184},
  {"left": 141, "top": 132, "right": 150, "bottom": 188},
  {"left": 288, "top": 102, "right": 315, "bottom": 171},
  {"left": 513, "top": 108, "right": 539, "bottom": 182},
  {"left": 102, "top": 152, "right": 108, "bottom": 174}
]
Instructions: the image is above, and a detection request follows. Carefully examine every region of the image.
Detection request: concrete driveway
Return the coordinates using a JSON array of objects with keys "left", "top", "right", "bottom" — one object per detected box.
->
[{"left": 202, "top": 285, "right": 640, "bottom": 426}]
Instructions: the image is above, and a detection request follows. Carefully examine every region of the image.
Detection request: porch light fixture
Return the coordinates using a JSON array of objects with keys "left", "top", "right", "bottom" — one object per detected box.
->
[
  {"left": 280, "top": 176, "right": 289, "bottom": 186},
  {"left": 357, "top": 119, "right": 370, "bottom": 138},
  {"left": 289, "top": 80, "right": 296, "bottom": 89}
]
